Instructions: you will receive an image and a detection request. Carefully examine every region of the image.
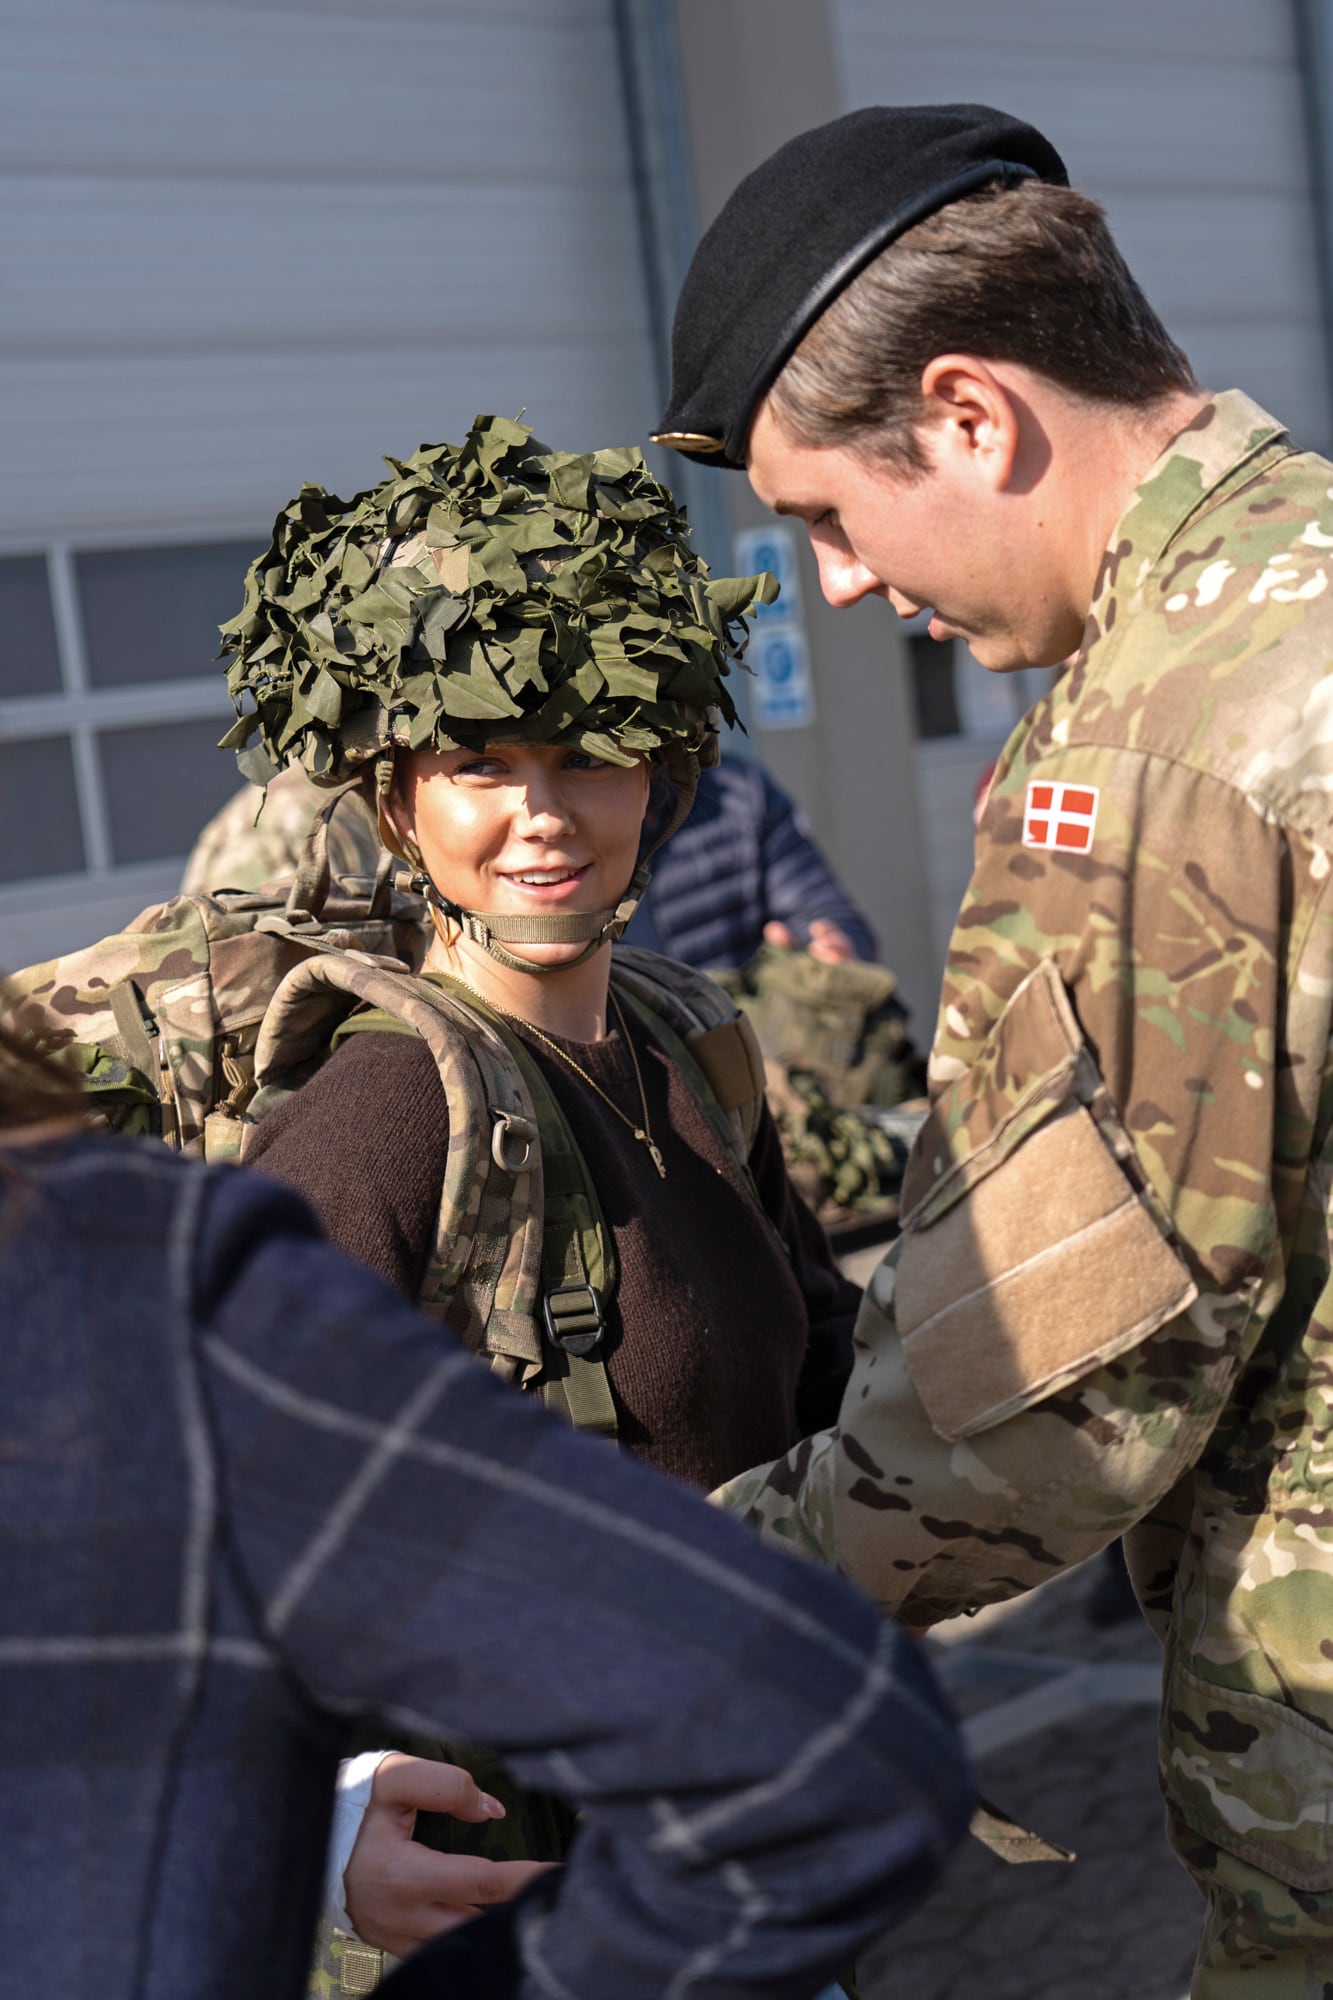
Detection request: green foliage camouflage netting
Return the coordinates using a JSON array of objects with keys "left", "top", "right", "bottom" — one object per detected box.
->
[{"left": 218, "top": 414, "right": 778, "bottom": 786}]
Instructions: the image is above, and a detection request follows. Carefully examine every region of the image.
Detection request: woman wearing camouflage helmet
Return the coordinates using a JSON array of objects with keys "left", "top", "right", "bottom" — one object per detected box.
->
[{"left": 219, "top": 417, "right": 862, "bottom": 1974}]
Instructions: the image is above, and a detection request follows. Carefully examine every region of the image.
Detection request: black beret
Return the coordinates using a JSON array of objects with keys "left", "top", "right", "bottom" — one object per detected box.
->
[{"left": 652, "top": 104, "right": 1068, "bottom": 470}]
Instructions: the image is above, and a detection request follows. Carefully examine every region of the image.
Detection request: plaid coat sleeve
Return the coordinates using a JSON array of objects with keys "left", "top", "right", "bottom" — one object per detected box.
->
[{"left": 191, "top": 1162, "right": 972, "bottom": 2000}]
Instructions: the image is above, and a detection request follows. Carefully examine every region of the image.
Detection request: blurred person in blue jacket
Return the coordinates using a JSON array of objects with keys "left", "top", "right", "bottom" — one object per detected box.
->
[{"left": 622, "top": 757, "right": 877, "bottom": 968}]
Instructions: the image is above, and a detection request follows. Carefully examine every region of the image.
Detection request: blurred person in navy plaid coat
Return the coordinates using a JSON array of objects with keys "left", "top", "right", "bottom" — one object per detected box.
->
[{"left": 0, "top": 1017, "right": 971, "bottom": 2000}]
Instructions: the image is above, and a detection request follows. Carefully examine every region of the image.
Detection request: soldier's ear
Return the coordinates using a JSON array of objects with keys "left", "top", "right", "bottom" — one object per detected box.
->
[{"left": 918, "top": 355, "right": 1020, "bottom": 493}]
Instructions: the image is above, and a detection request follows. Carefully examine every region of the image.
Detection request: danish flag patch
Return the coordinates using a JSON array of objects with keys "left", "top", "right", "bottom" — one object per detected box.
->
[{"left": 1022, "top": 780, "right": 1099, "bottom": 854}]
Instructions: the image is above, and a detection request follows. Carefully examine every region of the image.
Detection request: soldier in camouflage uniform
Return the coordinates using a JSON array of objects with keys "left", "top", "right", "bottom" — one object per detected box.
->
[
  {"left": 181, "top": 762, "right": 377, "bottom": 895},
  {"left": 652, "top": 103, "right": 1333, "bottom": 1995}
]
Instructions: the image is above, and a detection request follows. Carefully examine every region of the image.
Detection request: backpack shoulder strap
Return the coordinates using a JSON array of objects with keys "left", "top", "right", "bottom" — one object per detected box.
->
[
  {"left": 253, "top": 954, "right": 544, "bottom": 1353},
  {"left": 253, "top": 958, "right": 618, "bottom": 1437},
  {"left": 610, "top": 946, "right": 767, "bottom": 1162},
  {"left": 416, "top": 971, "right": 620, "bottom": 1439}
]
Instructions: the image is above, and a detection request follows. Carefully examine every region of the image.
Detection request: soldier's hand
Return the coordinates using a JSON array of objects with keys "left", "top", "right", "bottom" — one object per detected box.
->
[{"left": 343, "top": 1752, "right": 556, "bottom": 1957}]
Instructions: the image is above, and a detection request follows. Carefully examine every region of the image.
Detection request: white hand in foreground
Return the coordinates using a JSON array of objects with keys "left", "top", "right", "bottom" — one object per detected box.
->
[{"left": 343, "top": 1753, "right": 557, "bottom": 1958}]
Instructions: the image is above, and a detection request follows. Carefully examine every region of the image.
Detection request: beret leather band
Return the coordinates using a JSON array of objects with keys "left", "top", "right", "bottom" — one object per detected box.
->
[{"left": 651, "top": 432, "right": 729, "bottom": 453}]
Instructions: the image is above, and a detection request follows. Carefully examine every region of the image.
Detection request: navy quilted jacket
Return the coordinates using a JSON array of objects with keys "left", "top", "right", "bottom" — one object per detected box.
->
[{"left": 627, "top": 760, "right": 877, "bottom": 967}]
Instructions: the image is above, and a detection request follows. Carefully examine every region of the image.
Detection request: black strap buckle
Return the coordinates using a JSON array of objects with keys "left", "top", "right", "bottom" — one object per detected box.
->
[{"left": 542, "top": 1283, "right": 605, "bottom": 1357}]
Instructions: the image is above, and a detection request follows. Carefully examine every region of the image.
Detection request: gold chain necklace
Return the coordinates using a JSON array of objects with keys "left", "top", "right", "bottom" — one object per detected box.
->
[{"left": 453, "top": 978, "right": 666, "bottom": 1180}]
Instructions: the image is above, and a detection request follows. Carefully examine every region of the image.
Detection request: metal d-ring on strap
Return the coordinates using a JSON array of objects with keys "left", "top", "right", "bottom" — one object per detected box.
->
[{"left": 490, "top": 1109, "right": 538, "bottom": 1172}]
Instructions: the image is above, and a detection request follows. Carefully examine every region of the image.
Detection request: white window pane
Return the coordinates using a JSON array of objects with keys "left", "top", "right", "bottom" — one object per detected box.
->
[
  {"left": 98, "top": 717, "right": 239, "bottom": 865},
  {"left": 76, "top": 542, "right": 255, "bottom": 688}
]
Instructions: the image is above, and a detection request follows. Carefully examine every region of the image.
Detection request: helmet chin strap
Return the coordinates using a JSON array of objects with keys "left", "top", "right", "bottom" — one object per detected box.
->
[{"left": 413, "top": 864, "right": 648, "bottom": 976}]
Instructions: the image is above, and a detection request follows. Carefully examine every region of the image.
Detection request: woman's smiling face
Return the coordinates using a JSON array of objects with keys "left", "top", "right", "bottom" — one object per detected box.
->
[{"left": 390, "top": 740, "right": 651, "bottom": 969}]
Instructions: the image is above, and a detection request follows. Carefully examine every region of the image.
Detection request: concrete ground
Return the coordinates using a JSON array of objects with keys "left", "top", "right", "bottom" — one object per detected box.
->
[
  {"left": 857, "top": 1565, "right": 1201, "bottom": 2000},
  {"left": 832, "top": 1238, "right": 1202, "bottom": 1998}
]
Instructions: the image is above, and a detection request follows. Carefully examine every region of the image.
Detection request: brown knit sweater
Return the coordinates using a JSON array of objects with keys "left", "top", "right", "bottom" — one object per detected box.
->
[{"left": 245, "top": 1008, "right": 859, "bottom": 1491}]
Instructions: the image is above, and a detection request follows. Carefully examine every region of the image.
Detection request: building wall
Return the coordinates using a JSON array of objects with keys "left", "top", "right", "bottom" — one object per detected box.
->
[
  {"left": 0, "top": 0, "right": 660, "bottom": 968},
  {"left": 833, "top": 0, "right": 1329, "bottom": 451}
]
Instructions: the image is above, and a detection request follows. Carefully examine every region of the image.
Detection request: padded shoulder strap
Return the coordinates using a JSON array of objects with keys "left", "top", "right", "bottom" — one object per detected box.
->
[
  {"left": 253, "top": 956, "right": 547, "bottom": 1376},
  {"left": 420, "top": 972, "right": 620, "bottom": 1439},
  {"left": 257, "top": 957, "right": 618, "bottom": 1438}
]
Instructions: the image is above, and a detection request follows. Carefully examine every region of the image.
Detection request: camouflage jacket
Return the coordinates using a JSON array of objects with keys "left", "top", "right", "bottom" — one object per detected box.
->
[{"left": 718, "top": 391, "right": 1333, "bottom": 1899}]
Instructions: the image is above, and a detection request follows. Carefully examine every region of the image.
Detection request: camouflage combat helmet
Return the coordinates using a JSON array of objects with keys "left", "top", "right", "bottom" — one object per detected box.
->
[{"left": 219, "top": 414, "right": 776, "bottom": 971}]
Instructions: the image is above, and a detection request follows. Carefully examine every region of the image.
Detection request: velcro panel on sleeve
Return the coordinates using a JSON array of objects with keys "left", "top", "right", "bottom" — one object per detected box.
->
[
  {"left": 687, "top": 1013, "right": 766, "bottom": 1115},
  {"left": 900, "top": 958, "right": 1084, "bottom": 1226},
  {"left": 897, "top": 1098, "right": 1197, "bottom": 1440}
]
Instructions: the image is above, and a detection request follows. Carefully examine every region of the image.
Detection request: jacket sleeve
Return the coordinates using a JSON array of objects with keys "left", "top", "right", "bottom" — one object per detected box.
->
[
  {"left": 190, "top": 1167, "right": 972, "bottom": 2000},
  {"left": 758, "top": 770, "right": 880, "bottom": 960},
  {"left": 715, "top": 738, "right": 1331, "bottom": 1626}
]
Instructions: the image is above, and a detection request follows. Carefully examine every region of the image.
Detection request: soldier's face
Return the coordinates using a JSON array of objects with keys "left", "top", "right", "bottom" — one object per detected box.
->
[
  {"left": 390, "top": 741, "right": 650, "bottom": 967},
  {"left": 745, "top": 395, "right": 1086, "bottom": 672}
]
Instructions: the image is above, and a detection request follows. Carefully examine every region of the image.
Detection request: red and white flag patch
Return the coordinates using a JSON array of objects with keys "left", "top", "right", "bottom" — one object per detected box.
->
[{"left": 1022, "top": 780, "right": 1099, "bottom": 854}]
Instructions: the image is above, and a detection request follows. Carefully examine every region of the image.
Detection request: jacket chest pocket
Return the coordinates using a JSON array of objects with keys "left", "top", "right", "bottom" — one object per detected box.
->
[{"left": 897, "top": 960, "right": 1197, "bottom": 1442}]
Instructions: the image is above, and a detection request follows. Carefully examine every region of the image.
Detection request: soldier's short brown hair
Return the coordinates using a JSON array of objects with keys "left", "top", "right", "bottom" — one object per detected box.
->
[{"left": 768, "top": 180, "right": 1195, "bottom": 472}]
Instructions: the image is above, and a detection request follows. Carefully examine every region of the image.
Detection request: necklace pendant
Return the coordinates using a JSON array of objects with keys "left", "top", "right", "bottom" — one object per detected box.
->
[{"left": 645, "top": 1138, "right": 666, "bottom": 1179}]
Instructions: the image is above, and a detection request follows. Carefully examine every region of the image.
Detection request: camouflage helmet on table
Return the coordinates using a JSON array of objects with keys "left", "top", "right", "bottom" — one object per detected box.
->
[{"left": 219, "top": 414, "right": 776, "bottom": 970}]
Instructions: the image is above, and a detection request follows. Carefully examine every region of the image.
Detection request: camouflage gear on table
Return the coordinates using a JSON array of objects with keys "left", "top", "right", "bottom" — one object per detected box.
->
[
  {"left": 714, "top": 392, "right": 1333, "bottom": 1989},
  {"left": 217, "top": 413, "right": 774, "bottom": 791},
  {"left": 181, "top": 765, "right": 379, "bottom": 896},
  {"left": 713, "top": 944, "right": 927, "bottom": 1229},
  {"left": 760, "top": 1062, "right": 914, "bottom": 1231},
  {"left": 714, "top": 943, "right": 926, "bottom": 1109}
]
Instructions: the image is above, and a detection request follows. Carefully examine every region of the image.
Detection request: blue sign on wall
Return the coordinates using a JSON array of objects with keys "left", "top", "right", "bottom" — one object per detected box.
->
[
  {"left": 752, "top": 626, "right": 815, "bottom": 730},
  {"left": 734, "top": 524, "right": 814, "bottom": 729},
  {"left": 734, "top": 524, "right": 804, "bottom": 624}
]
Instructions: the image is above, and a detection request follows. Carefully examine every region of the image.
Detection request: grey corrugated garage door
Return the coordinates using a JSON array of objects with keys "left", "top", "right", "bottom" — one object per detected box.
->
[{"left": 0, "top": 0, "right": 659, "bottom": 966}]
